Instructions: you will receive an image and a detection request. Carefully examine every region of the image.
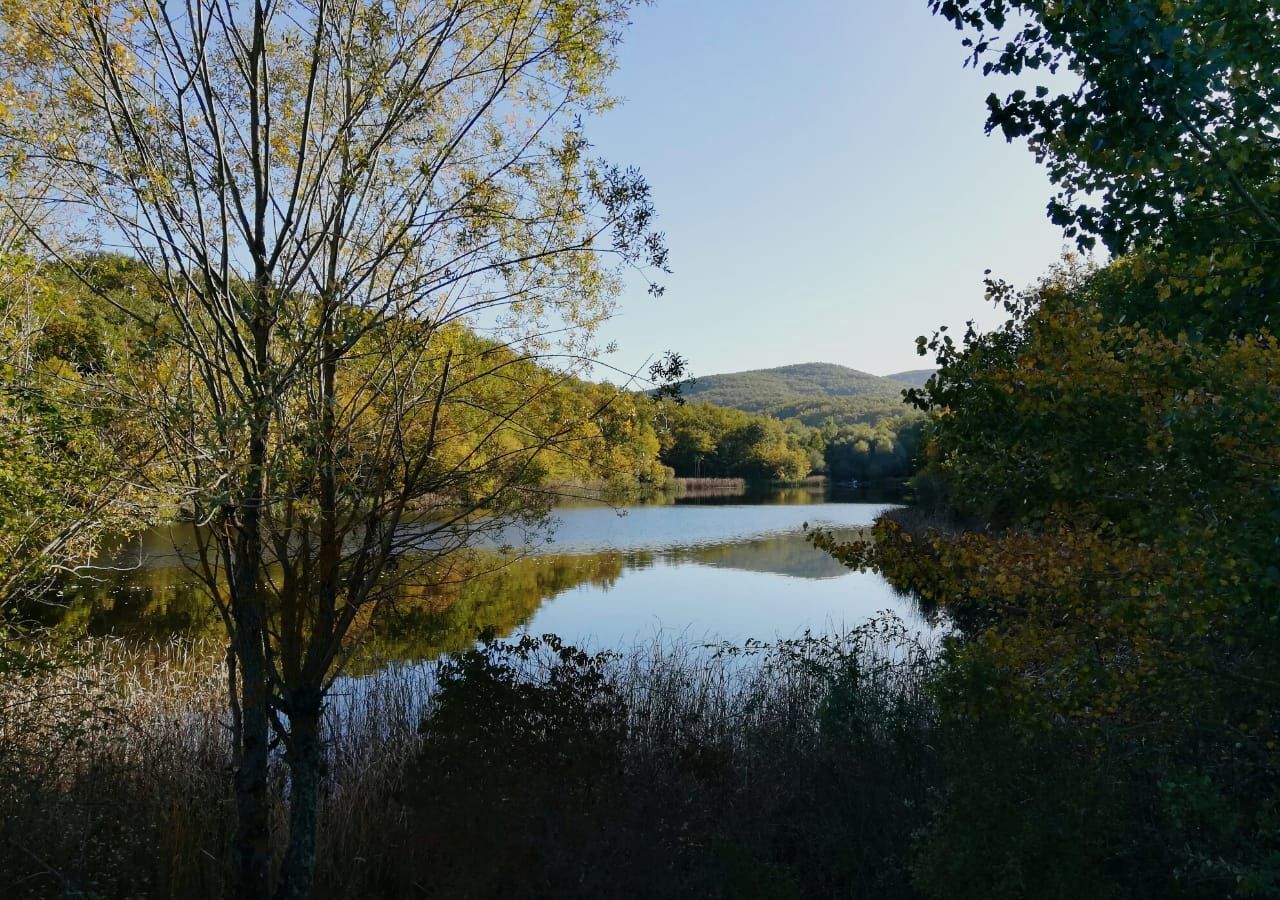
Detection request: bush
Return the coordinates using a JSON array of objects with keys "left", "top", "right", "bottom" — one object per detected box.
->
[{"left": 402, "top": 624, "right": 939, "bottom": 900}]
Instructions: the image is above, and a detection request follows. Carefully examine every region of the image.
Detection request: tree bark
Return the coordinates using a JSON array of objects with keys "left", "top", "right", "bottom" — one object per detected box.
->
[
  {"left": 231, "top": 597, "right": 273, "bottom": 900},
  {"left": 231, "top": 316, "right": 274, "bottom": 900},
  {"left": 275, "top": 697, "right": 323, "bottom": 900}
]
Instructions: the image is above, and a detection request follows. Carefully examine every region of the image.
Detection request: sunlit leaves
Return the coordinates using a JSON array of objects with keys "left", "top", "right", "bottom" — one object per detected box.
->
[
  {"left": 652, "top": 399, "right": 813, "bottom": 482},
  {"left": 0, "top": 254, "right": 156, "bottom": 604}
]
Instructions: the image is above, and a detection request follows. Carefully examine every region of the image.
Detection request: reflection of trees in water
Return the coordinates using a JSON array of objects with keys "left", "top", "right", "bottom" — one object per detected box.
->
[
  {"left": 38, "top": 527, "right": 884, "bottom": 662},
  {"left": 667, "top": 482, "right": 908, "bottom": 507},
  {"left": 40, "top": 551, "right": 632, "bottom": 662},
  {"left": 670, "top": 485, "right": 825, "bottom": 506},
  {"left": 371, "top": 553, "right": 628, "bottom": 661},
  {"left": 42, "top": 564, "right": 223, "bottom": 637}
]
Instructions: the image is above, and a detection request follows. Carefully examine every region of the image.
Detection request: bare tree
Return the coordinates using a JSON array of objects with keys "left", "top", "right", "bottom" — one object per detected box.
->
[{"left": 0, "top": 0, "right": 664, "bottom": 896}]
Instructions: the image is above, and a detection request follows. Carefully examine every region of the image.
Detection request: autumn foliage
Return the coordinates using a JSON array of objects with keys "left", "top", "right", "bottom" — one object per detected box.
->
[{"left": 814, "top": 253, "right": 1280, "bottom": 896}]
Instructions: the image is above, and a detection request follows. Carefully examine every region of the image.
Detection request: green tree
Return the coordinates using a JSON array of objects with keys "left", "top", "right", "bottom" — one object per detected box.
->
[
  {"left": 0, "top": 255, "right": 152, "bottom": 612},
  {"left": 809, "top": 5, "right": 1280, "bottom": 894},
  {"left": 931, "top": 0, "right": 1280, "bottom": 250},
  {"left": 883, "top": 262, "right": 1280, "bottom": 895},
  {"left": 653, "top": 401, "right": 814, "bottom": 481},
  {"left": 931, "top": 0, "right": 1280, "bottom": 342},
  {"left": 0, "top": 2, "right": 665, "bottom": 897},
  {"left": 823, "top": 417, "right": 922, "bottom": 483}
]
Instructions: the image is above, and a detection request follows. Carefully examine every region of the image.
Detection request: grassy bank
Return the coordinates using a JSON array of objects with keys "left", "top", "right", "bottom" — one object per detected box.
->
[{"left": 1, "top": 620, "right": 937, "bottom": 900}]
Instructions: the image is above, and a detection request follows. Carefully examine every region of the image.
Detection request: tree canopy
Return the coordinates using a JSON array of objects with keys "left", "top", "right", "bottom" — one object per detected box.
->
[
  {"left": 804, "top": 3, "right": 1280, "bottom": 892},
  {"left": 932, "top": 0, "right": 1280, "bottom": 255}
]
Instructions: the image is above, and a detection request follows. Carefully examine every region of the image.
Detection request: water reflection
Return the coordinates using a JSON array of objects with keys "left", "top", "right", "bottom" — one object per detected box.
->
[
  {"left": 665, "top": 535, "right": 854, "bottom": 579},
  {"left": 39, "top": 485, "right": 921, "bottom": 660}
]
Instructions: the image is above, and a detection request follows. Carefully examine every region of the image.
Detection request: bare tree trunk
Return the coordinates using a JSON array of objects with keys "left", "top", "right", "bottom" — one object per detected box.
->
[
  {"left": 275, "top": 292, "right": 338, "bottom": 900},
  {"left": 275, "top": 695, "right": 323, "bottom": 900},
  {"left": 231, "top": 594, "right": 273, "bottom": 900},
  {"left": 232, "top": 317, "right": 275, "bottom": 900}
]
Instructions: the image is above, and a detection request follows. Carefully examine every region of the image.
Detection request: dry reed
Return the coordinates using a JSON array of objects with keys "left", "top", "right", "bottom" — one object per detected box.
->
[{"left": 1, "top": 618, "right": 938, "bottom": 899}]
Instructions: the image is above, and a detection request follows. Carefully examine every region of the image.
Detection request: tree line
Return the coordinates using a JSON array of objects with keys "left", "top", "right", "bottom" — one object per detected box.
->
[{"left": 654, "top": 400, "right": 923, "bottom": 483}]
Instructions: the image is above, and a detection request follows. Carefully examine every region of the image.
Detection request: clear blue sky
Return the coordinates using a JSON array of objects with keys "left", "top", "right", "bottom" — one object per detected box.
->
[{"left": 586, "top": 0, "right": 1075, "bottom": 380}]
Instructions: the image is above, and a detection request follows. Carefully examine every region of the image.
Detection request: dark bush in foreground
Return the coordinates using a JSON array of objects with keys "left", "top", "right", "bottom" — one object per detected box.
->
[
  {"left": 0, "top": 620, "right": 938, "bottom": 899},
  {"left": 403, "top": 627, "right": 938, "bottom": 899}
]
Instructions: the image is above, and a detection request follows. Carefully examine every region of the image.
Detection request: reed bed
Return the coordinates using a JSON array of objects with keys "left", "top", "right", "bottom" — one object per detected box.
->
[
  {"left": 1, "top": 617, "right": 939, "bottom": 900},
  {"left": 669, "top": 477, "right": 749, "bottom": 497}
]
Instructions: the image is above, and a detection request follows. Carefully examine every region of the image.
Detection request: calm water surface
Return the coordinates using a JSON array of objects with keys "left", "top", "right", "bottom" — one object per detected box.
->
[
  {"left": 54, "top": 485, "right": 925, "bottom": 659},
  {"left": 521, "top": 493, "right": 918, "bottom": 647}
]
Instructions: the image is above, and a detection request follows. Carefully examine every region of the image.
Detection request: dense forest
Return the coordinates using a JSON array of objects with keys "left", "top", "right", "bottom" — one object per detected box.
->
[
  {"left": 0, "top": 252, "right": 917, "bottom": 539},
  {"left": 652, "top": 399, "right": 922, "bottom": 483},
  {"left": 655, "top": 361, "right": 926, "bottom": 481}
]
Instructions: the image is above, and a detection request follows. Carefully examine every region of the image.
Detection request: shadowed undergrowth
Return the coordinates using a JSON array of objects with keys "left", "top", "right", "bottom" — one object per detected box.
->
[{"left": 0, "top": 618, "right": 938, "bottom": 900}]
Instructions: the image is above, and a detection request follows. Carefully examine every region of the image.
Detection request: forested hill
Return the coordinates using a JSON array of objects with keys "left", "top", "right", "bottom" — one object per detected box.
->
[
  {"left": 885, "top": 369, "right": 935, "bottom": 387},
  {"left": 676, "top": 362, "right": 915, "bottom": 428}
]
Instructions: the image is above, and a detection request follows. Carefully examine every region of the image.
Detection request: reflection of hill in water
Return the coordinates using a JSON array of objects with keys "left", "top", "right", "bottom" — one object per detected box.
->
[
  {"left": 692, "top": 538, "right": 851, "bottom": 580},
  {"left": 654, "top": 533, "right": 854, "bottom": 580}
]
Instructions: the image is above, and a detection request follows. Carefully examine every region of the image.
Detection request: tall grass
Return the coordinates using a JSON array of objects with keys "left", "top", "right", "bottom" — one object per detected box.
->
[
  {"left": 670, "top": 476, "right": 748, "bottom": 495},
  {"left": 0, "top": 617, "right": 938, "bottom": 899}
]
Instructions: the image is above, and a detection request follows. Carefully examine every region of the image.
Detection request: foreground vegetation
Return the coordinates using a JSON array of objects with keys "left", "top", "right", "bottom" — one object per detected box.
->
[
  {"left": 814, "top": 1, "right": 1280, "bottom": 893},
  {"left": 1, "top": 624, "right": 937, "bottom": 900}
]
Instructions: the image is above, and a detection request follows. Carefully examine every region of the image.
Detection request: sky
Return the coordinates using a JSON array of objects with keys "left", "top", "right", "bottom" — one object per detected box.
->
[{"left": 585, "top": 0, "right": 1076, "bottom": 381}]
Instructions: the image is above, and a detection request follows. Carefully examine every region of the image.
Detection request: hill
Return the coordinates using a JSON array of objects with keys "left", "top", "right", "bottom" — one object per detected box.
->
[
  {"left": 680, "top": 362, "right": 906, "bottom": 409},
  {"left": 677, "top": 362, "right": 914, "bottom": 428},
  {"left": 886, "top": 368, "right": 935, "bottom": 387}
]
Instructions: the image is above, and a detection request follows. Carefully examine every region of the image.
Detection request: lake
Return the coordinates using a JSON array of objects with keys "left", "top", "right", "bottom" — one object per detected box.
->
[{"left": 47, "top": 484, "right": 927, "bottom": 660}]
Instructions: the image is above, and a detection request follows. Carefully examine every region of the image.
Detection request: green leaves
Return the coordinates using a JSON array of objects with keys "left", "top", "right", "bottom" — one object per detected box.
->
[
  {"left": 932, "top": 0, "right": 1280, "bottom": 259},
  {"left": 0, "top": 254, "right": 154, "bottom": 608},
  {"left": 652, "top": 399, "right": 815, "bottom": 482}
]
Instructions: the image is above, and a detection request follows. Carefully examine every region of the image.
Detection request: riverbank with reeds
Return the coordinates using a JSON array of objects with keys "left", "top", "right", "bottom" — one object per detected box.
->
[{"left": 0, "top": 620, "right": 938, "bottom": 900}]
